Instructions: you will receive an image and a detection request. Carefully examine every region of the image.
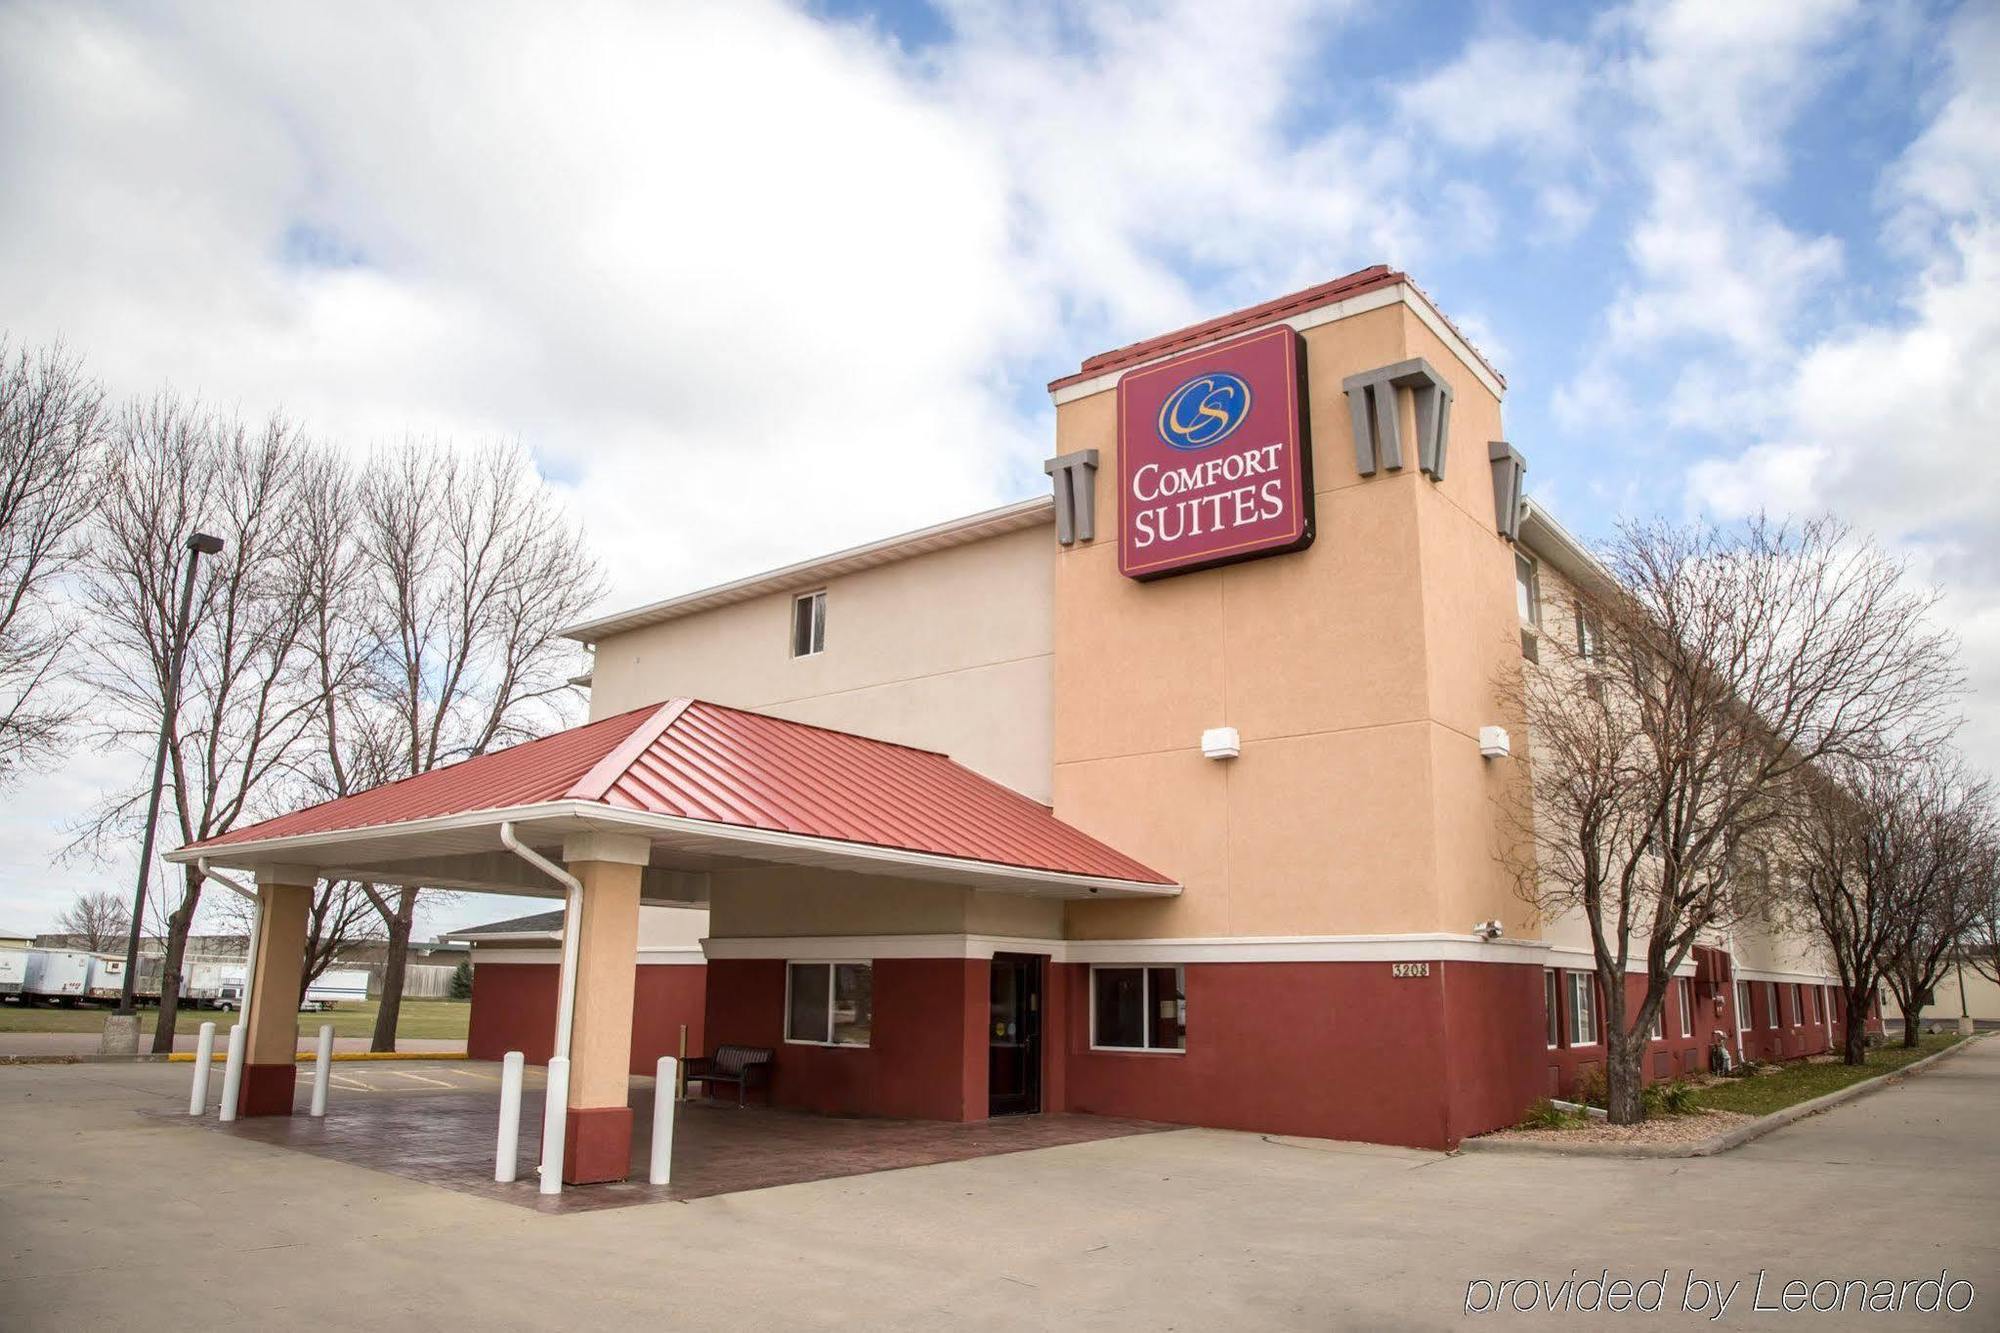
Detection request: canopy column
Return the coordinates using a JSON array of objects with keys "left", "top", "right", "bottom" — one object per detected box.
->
[
  {"left": 560, "top": 834, "right": 647, "bottom": 1184},
  {"left": 240, "top": 866, "right": 314, "bottom": 1116}
]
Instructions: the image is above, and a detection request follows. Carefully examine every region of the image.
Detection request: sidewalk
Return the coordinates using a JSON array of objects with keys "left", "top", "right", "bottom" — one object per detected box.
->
[{"left": 0, "top": 1031, "right": 465, "bottom": 1058}]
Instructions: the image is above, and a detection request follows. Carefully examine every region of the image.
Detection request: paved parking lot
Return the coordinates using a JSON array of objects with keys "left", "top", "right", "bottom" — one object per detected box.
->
[{"left": 1, "top": 1040, "right": 1994, "bottom": 1329}]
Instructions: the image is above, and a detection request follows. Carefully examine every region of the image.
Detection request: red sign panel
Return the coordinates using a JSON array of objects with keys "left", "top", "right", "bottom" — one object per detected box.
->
[{"left": 1116, "top": 325, "right": 1313, "bottom": 580}]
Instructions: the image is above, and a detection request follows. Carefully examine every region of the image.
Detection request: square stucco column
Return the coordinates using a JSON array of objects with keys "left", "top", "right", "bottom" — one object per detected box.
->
[
  {"left": 240, "top": 868, "right": 314, "bottom": 1117},
  {"left": 561, "top": 835, "right": 647, "bottom": 1184}
]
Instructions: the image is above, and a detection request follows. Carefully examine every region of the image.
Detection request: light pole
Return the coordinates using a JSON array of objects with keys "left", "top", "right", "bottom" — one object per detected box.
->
[{"left": 113, "top": 531, "right": 225, "bottom": 1020}]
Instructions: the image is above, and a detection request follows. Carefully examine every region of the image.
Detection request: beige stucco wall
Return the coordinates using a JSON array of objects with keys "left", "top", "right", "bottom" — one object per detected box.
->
[
  {"left": 706, "top": 866, "right": 1065, "bottom": 940},
  {"left": 1053, "top": 301, "right": 1531, "bottom": 941},
  {"left": 586, "top": 523, "right": 1055, "bottom": 801}
]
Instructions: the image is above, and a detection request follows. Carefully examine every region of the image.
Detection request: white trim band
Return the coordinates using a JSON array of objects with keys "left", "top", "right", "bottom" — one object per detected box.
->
[
  {"left": 702, "top": 931, "right": 1554, "bottom": 965},
  {"left": 472, "top": 945, "right": 707, "bottom": 967}
]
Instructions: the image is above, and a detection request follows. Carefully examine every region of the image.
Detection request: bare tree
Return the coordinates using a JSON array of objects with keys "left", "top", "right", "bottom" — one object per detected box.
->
[
  {"left": 1879, "top": 768, "right": 1995, "bottom": 1046},
  {"left": 1787, "top": 756, "right": 1936, "bottom": 1063},
  {"left": 78, "top": 397, "right": 329, "bottom": 1052},
  {"left": 0, "top": 337, "right": 105, "bottom": 780},
  {"left": 1971, "top": 846, "right": 2000, "bottom": 993},
  {"left": 345, "top": 442, "right": 600, "bottom": 1050},
  {"left": 54, "top": 889, "right": 130, "bottom": 952},
  {"left": 1507, "top": 515, "right": 1960, "bottom": 1119}
]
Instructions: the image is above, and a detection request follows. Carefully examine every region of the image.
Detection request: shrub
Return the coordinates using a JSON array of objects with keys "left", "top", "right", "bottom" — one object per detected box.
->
[
  {"left": 1516, "top": 1099, "right": 1583, "bottom": 1130},
  {"left": 1643, "top": 1079, "right": 1701, "bottom": 1116},
  {"left": 1573, "top": 1065, "right": 1608, "bottom": 1109},
  {"left": 449, "top": 960, "right": 473, "bottom": 1000}
]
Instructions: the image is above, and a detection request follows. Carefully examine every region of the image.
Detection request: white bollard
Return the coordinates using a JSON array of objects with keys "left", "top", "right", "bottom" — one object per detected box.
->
[
  {"left": 309, "top": 1025, "right": 334, "bottom": 1117},
  {"left": 538, "top": 1055, "right": 569, "bottom": 1196},
  {"left": 649, "top": 1056, "right": 677, "bottom": 1186},
  {"left": 495, "top": 1051, "right": 525, "bottom": 1183},
  {"left": 189, "top": 1021, "right": 217, "bottom": 1116},
  {"left": 217, "top": 1022, "right": 246, "bottom": 1123}
]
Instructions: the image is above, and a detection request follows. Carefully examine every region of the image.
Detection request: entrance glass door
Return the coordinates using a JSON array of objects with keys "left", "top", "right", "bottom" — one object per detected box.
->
[{"left": 988, "top": 953, "right": 1042, "bottom": 1116}]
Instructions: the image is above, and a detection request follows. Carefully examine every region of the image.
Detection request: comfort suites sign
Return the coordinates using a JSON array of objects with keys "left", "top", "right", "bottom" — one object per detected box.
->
[{"left": 1116, "top": 325, "right": 1314, "bottom": 580}]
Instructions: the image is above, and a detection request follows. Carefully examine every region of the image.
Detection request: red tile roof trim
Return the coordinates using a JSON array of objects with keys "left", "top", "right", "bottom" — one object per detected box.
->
[
  {"left": 184, "top": 699, "right": 1173, "bottom": 887},
  {"left": 1046, "top": 263, "right": 1504, "bottom": 393}
]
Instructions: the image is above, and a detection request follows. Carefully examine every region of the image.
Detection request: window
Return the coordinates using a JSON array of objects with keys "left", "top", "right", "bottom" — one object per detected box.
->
[
  {"left": 1812, "top": 986, "right": 1823, "bottom": 1024},
  {"left": 1792, "top": 983, "right": 1805, "bottom": 1027},
  {"left": 1567, "top": 972, "right": 1598, "bottom": 1046},
  {"left": 785, "top": 961, "right": 871, "bottom": 1046},
  {"left": 1544, "top": 970, "right": 1561, "bottom": 1048},
  {"left": 1515, "top": 552, "right": 1541, "bottom": 626},
  {"left": 1575, "top": 607, "right": 1602, "bottom": 660},
  {"left": 1516, "top": 553, "right": 1541, "bottom": 661},
  {"left": 1091, "top": 965, "right": 1186, "bottom": 1052},
  {"left": 1649, "top": 1004, "right": 1663, "bottom": 1042},
  {"left": 1765, "top": 982, "right": 1780, "bottom": 1029},
  {"left": 790, "top": 590, "right": 826, "bottom": 658},
  {"left": 1735, "top": 981, "right": 1751, "bottom": 1034},
  {"left": 1678, "top": 977, "right": 1695, "bottom": 1039}
]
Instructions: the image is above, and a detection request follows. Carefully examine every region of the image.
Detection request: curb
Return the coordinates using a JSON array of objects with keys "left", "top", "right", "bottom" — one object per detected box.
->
[
  {"left": 163, "top": 1050, "right": 468, "bottom": 1063},
  {"left": 1458, "top": 1034, "right": 1985, "bottom": 1160}
]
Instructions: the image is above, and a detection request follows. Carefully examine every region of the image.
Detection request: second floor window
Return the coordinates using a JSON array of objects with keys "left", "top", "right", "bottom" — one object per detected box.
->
[{"left": 791, "top": 590, "right": 826, "bottom": 658}]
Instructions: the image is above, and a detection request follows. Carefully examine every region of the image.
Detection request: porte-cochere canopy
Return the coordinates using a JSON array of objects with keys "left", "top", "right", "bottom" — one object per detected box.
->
[{"left": 169, "top": 698, "right": 1178, "bottom": 900}]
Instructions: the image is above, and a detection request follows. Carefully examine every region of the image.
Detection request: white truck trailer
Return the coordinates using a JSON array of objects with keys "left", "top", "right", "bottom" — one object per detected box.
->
[
  {"left": 216, "top": 967, "right": 370, "bottom": 1012},
  {"left": 84, "top": 953, "right": 128, "bottom": 1001},
  {"left": 21, "top": 949, "right": 94, "bottom": 1005},
  {"left": 0, "top": 948, "right": 26, "bottom": 999}
]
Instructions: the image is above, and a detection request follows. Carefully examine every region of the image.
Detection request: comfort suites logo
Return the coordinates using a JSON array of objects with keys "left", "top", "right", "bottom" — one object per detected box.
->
[
  {"left": 1117, "top": 325, "right": 1313, "bottom": 581},
  {"left": 1157, "top": 371, "right": 1252, "bottom": 451}
]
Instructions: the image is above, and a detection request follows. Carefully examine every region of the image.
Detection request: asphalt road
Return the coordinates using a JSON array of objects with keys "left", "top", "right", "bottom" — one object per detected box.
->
[{"left": 1, "top": 1039, "right": 1992, "bottom": 1329}]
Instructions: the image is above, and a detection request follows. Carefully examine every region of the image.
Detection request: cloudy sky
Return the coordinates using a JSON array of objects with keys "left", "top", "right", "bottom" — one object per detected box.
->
[{"left": 0, "top": 0, "right": 1994, "bottom": 937}]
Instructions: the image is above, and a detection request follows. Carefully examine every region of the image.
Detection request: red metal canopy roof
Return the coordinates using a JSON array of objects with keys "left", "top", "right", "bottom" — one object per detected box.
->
[{"left": 188, "top": 699, "right": 1172, "bottom": 887}]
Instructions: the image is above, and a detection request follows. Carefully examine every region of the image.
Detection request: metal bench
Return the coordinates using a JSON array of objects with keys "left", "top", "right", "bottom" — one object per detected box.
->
[{"left": 685, "top": 1044, "right": 773, "bottom": 1106}]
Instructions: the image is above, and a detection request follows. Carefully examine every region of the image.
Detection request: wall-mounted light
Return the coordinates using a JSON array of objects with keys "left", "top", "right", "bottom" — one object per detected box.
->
[
  {"left": 1478, "top": 726, "right": 1511, "bottom": 759},
  {"left": 1201, "top": 727, "right": 1241, "bottom": 760}
]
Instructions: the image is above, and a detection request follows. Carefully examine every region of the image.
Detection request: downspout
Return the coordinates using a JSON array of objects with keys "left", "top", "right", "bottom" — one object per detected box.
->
[
  {"left": 196, "top": 860, "right": 261, "bottom": 1028},
  {"left": 198, "top": 859, "right": 260, "bottom": 1120},
  {"left": 498, "top": 823, "right": 584, "bottom": 1062}
]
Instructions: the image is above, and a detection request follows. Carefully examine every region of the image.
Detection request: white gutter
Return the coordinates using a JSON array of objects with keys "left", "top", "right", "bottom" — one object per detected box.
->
[
  {"left": 497, "top": 824, "right": 582, "bottom": 1061},
  {"left": 498, "top": 822, "right": 582, "bottom": 1197},
  {"left": 197, "top": 859, "right": 260, "bottom": 1121}
]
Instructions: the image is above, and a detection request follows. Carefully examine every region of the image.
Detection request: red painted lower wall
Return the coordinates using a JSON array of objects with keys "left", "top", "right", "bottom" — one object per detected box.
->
[
  {"left": 701, "top": 957, "right": 984, "bottom": 1120},
  {"left": 467, "top": 962, "right": 706, "bottom": 1075},
  {"left": 1059, "top": 960, "right": 1542, "bottom": 1150}
]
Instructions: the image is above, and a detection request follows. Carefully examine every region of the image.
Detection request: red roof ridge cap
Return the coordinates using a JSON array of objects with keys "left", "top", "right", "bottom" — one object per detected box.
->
[
  {"left": 685, "top": 697, "right": 955, "bottom": 759},
  {"left": 565, "top": 698, "right": 694, "bottom": 802}
]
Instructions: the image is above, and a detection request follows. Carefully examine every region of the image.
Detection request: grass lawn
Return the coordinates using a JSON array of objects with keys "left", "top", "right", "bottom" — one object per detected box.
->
[
  {"left": 1691, "top": 1032, "right": 1967, "bottom": 1117},
  {"left": 0, "top": 997, "right": 469, "bottom": 1042}
]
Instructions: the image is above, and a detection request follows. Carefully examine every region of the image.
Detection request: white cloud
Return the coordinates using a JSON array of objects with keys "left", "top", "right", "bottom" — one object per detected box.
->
[
  {"left": 1396, "top": 35, "right": 1593, "bottom": 156},
  {"left": 1688, "top": 2, "right": 2000, "bottom": 759}
]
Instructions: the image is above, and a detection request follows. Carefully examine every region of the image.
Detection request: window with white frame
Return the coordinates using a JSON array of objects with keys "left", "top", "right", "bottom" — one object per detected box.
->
[
  {"left": 1091, "top": 965, "right": 1186, "bottom": 1051},
  {"left": 1735, "top": 981, "right": 1751, "bottom": 1033},
  {"left": 1575, "top": 607, "right": 1602, "bottom": 660},
  {"left": 790, "top": 590, "right": 826, "bottom": 658},
  {"left": 1567, "top": 972, "right": 1598, "bottom": 1046},
  {"left": 1516, "top": 552, "right": 1541, "bottom": 660},
  {"left": 1678, "top": 977, "right": 1694, "bottom": 1039},
  {"left": 1649, "top": 1004, "right": 1663, "bottom": 1041},
  {"left": 1793, "top": 983, "right": 1805, "bottom": 1027},
  {"left": 1766, "top": 982, "right": 1780, "bottom": 1029},
  {"left": 785, "top": 961, "right": 871, "bottom": 1046},
  {"left": 1544, "top": 969, "right": 1561, "bottom": 1048}
]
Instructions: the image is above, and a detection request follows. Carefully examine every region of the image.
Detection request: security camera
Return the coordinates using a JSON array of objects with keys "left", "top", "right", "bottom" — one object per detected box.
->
[{"left": 1475, "top": 920, "right": 1504, "bottom": 941}]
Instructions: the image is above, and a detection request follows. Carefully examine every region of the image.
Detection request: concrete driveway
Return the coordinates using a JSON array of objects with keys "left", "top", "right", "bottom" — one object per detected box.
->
[{"left": 1, "top": 1040, "right": 1993, "bottom": 1330}]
